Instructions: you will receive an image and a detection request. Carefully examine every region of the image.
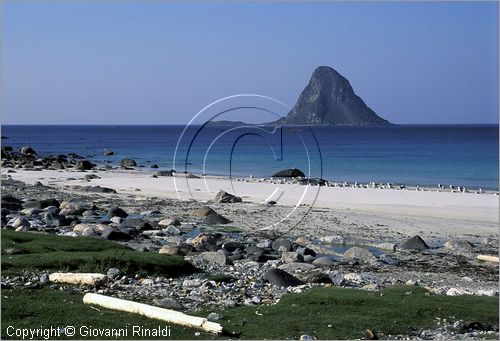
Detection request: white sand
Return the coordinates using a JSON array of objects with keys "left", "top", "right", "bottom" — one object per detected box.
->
[{"left": 5, "top": 168, "right": 499, "bottom": 224}]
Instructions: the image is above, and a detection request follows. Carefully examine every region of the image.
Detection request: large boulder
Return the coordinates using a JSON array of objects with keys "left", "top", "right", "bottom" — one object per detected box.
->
[
  {"left": 120, "top": 159, "right": 137, "bottom": 167},
  {"left": 264, "top": 268, "right": 304, "bottom": 287},
  {"left": 107, "top": 206, "right": 128, "bottom": 218},
  {"left": 214, "top": 190, "right": 242, "bottom": 203},
  {"left": 272, "top": 168, "right": 305, "bottom": 178},
  {"left": 342, "top": 246, "right": 376, "bottom": 263},
  {"left": 401, "top": 235, "right": 429, "bottom": 251},
  {"left": 119, "top": 218, "right": 152, "bottom": 231},
  {"left": 101, "top": 227, "right": 133, "bottom": 241},
  {"left": 202, "top": 251, "right": 232, "bottom": 266},
  {"left": 20, "top": 146, "right": 37, "bottom": 156},
  {"left": 74, "top": 160, "right": 95, "bottom": 171},
  {"left": 202, "top": 213, "right": 231, "bottom": 225}
]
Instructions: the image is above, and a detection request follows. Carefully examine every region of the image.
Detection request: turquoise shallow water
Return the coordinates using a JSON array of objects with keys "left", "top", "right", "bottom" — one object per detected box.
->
[{"left": 2, "top": 124, "right": 498, "bottom": 190}]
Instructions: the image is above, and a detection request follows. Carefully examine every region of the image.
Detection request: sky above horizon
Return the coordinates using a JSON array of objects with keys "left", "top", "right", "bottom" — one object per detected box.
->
[{"left": 2, "top": 2, "right": 499, "bottom": 125}]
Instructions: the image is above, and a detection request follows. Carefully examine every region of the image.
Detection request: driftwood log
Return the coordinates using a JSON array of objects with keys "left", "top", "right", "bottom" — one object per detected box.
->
[
  {"left": 82, "top": 293, "right": 223, "bottom": 334},
  {"left": 477, "top": 255, "right": 499, "bottom": 263},
  {"left": 49, "top": 273, "right": 107, "bottom": 286}
]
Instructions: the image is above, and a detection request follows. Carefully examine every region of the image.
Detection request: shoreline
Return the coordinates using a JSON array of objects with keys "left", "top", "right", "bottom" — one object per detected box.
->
[{"left": 4, "top": 167, "right": 499, "bottom": 225}]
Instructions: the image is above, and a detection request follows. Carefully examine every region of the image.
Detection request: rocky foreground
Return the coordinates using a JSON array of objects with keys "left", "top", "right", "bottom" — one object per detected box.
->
[{"left": 1, "top": 147, "right": 499, "bottom": 339}]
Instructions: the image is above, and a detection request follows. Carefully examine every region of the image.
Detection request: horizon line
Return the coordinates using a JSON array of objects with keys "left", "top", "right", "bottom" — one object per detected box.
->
[{"left": 1, "top": 123, "right": 499, "bottom": 127}]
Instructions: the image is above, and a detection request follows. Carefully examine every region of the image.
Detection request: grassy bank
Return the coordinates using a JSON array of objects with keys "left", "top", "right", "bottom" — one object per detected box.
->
[
  {"left": 1, "top": 229, "right": 196, "bottom": 276},
  {"left": 1, "top": 230, "right": 498, "bottom": 339},
  {"left": 2, "top": 286, "right": 498, "bottom": 340}
]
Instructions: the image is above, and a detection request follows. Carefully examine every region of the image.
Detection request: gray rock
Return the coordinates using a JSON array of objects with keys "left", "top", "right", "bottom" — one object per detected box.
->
[
  {"left": 103, "top": 149, "right": 114, "bottom": 156},
  {"left": 192, "top": 206, "right": 217, "bottom": 217},
  {"left": 119, "top": 218, "right": 152, "bottom": 231},
  {"left": 107, "top": 206, "right": 128, "bottom": 218},
  {"left": 264, "top": 268, "right": 304, "bottom": 287},
  {"left": 246, "top": 245, "right": 265, "bottom": 255},
  {"left": 444, "top": 239, "right": 474, "bottom": 251},
  {"left": 153, "top": 298, "right": 184, "bottom": 310},
  {"left": 303, "top": 255, "right": 317, "bottom": 263},
  {"left": 165, "top": 225, "right": 181, "bottom": 235},
  {"left": 257, "top": 239, "right": 273, "bottom": 248},
  {"left": 342, "top": 246, "right": 376, "bottom": 263},
  {"left": 221, "top": 241, "right": 243, "bottom": 252},
  {"left": 39, "top": 274, "right": 49, "bottom": 283},
  {"left": 120, "top": 159, "right": 137, "bottom": 167},
  {"left": 20, "top": 146, "right": 37, "bottom": 155},
  {"left": 101, "top": 228, "right": 133, "bottom": 241},
  {"left": 214, "top": 190, "right": 242, "bottom": 203},
  {"left": 202, "top": 213, "right": 231, "bottom": 225},
  {"left": 330, "top": 271, "right": 345, "bottom": 286},
  {"left": 278, "top": 262, "right": 316, "bottom": 273},
  {"left": 272, "top": 238, "right": 293, "bottom": 251},
  {"left": 110, "top": 216, "right": 122, "bottom": 224},
  {"left": 296, "top": 246, "right": 316, "bottom": 257},
  {"left": 158, "top": 218, "right": 181, "bottom": 227},
  {"left": 207, "top": 312, "right": 223, "bottom": 321},
  {"left": 107, "top": 268, "right": 121, "bottom": 280},
  {"left": 281, "top": 251, "right": 304, "bottom": 263},
  {"left": 156, "top": 170, "right": 173, "bottom": 176},
  {"left": 74, "top": 160, "right": 95, "bottom": 170},
  {"left": 272, "top": 168, "right": 305, "bottom": 178},
  {"left": 313, "top": 256, "right": 340, "bottom": 267},
  {"left": 401, "top": 235, "right": 429, "bottom": 250},
  {"left": 202, "top": 251, "right": 232, "bottom": 266}
]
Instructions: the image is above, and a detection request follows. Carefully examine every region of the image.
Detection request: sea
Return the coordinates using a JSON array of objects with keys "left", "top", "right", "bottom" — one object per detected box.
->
[{"left": 1, "top": 124, "right": 498, "bottom": 191}]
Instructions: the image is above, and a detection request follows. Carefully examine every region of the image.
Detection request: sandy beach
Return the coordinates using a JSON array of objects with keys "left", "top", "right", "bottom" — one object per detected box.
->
[
  {"left": 4, "top": 167, "right": 499, "bottom": 242},
  {"left": 1, "top": 150, "right": 499, "bottom": 339}
]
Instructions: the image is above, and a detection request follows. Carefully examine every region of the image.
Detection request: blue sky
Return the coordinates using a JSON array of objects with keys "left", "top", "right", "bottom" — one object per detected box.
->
[{"left": 2, "top": 1, "right": 498, "bottom": 124}]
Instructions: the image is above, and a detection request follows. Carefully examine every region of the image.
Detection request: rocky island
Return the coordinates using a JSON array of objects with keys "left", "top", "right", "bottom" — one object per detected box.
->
[{"left": 275, "top": 66, "right": 391, "bottom": 126}]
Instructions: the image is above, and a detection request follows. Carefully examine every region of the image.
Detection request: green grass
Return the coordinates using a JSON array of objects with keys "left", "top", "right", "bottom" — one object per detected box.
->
[
  {"left": 1, "top": 286, "right": 497, "bottom": 340},
  {"left": 1, "top": 230, "right": 498, "bottom": 339},
  {"left": 1, "top": 230, "right": 197, "bottom": 277},
  {"left": 212, "top": 286, "right": 499, "bottom": 339},
  {"left": 1, "top": 288, "right": 217, "bottom": 340}
]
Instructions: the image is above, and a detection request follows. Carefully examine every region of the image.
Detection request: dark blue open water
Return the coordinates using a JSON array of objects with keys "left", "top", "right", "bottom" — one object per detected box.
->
[{"left": 1, "top": 125, "right": 498, "bottom": 190}]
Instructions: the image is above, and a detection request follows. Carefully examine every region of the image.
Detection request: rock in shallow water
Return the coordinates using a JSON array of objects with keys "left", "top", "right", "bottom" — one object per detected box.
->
[{"left": 120, "top": 159, "right": 137, "bottom": 167}]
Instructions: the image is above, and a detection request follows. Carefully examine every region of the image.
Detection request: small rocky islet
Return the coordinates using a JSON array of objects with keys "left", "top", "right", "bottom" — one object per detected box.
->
[{"left": 1, "top": 146, "right": 499, "bottom": 339}]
